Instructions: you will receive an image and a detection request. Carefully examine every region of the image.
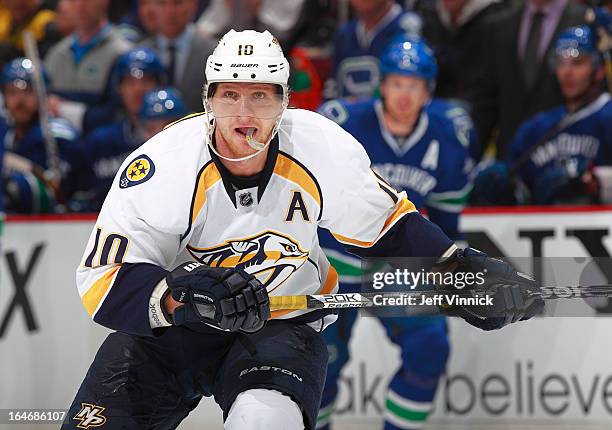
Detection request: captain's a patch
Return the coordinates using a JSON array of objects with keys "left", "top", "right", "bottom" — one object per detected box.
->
[{"left": 119, "top": 155, "right": 155, "bottom": 189}]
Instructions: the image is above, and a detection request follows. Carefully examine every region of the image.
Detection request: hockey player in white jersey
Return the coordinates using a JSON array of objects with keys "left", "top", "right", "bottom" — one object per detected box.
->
[{"left": 63, "top": 30, "right": 543, "bottom": 430}]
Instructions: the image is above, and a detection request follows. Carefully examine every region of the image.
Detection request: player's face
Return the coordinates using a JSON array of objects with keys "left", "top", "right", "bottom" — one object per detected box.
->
[
  {"left": 556, "top": 55, "right": 596, "bottom": 101},
  {"left": 119, "top": 74, "right": 159, "bottom": 116},
  {"left": 4, "top": 0, "right": 40, "bottom": 23},
  {"left": 380, "top": 74, "right": 430, "bottom": 121},
  {"left": 210, "top": 82, "right": 283, "bottom": 159},
  {"left": 4, "top": 82, "right": 39, "bottom": 127},
  {"left": 55, "top": 0, "right": 77, "bottom": 36},
  {"left": 63, "top": 0, "right": 109, "bottom": 29},
  {"left": 154, "top": 0, "right": 198, "bottom": 39},
  {"left": 138, "top": 0, "right": 158, "bottom": 35}
]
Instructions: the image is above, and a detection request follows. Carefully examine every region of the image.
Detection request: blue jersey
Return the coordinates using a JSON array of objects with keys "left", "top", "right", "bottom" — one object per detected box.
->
[
  {"left": 508, "top": 93, "right": 612, "bottom": 189},
  {"left": 329, "top": 6, "right": 422, "bottom": 100},
  {"left": 1, "top": 118, "right": 84, "bottom": 197},
  {"left": 428, "top": 98, "right": 478, "bottom": 160},
  {"left": 2, "top": 118, "right": 82, "bottom": 170},
  {"left": 1, "top": 118, "right": 84, "bottom": 212},
  {"left": 82, "top": 119, "right": 145, "bottom": 209},
  {"left": 318, "top": 98, "right": 472, "bottom": 284}
]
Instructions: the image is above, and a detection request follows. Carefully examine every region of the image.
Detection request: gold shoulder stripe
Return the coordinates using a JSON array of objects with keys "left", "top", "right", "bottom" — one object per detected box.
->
[
  {"left": 82, "top": 265, "right": 121, "bottom": 316},
  {"left": 319, "top": 265, "right": 339, "bottom": 295},
  {"left": 192, "top": 162, "right": 222, "bottom": 224},
  {"left": 163, "top": 112, "right": 206, "bottom": 130},
  {"left": 332, "top": 197, "right": 416, "bottom": 248},
  {"left": 273, "top": 153, "right": 322, "bottom": 208}
]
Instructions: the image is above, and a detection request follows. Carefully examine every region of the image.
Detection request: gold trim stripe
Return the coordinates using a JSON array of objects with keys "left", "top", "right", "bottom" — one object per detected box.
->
[
  {"left": 192, "top": 163, "right": 222, "bottom": 224},
  {"left": 273, "top": 154, "right": 322, "bottom": 208},
  {"left": 269, "top": 265, "right": 338, "bottom": 317},
  {"left": 82, "top": 266, "right": 121, "bottom": 316},
  {"left": 332, "top": 197, "right": 416, "bottom": 248},
  {"left": 163, "top": 112, "right": 206, "bottom": 130}
]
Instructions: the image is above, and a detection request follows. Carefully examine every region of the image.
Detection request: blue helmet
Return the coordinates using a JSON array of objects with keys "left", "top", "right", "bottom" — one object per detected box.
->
[
  {"left": 554, "top": 26, "right": 599, "bottom": 63},
  {"left": 114, "top": 48, "right": 165, "bottom": 83},
  {"left": 380, "top": 35, "right": 438, "bottom": 86},
  {"left": 139, "top": 87, "right": 187, "bottom": 121},
  {"left": 1, "top": 57, "right": 51, "bottom": 88}
]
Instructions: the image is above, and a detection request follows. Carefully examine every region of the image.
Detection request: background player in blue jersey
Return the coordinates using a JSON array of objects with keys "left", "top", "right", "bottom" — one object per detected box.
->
[
  {"left": 317, "top": 36, "right": 473, "bottom": 430},
  {"left": 0, "top": 57, "right": 83, "bottom": 213},
  {"left": 327, "top": 0, "right": 478, "bottom": 158},
  {"left": 326, "top": 0, "right": 422, "bottom": 101},
  {"left": 139, "top": 87, "right": 188, "bottom": 141},
  {"left": 472, "top": 26, "right": 612, "bottom": 206},
  {"left": 79, "top": 48, "right": 166, "bottom": 210}
]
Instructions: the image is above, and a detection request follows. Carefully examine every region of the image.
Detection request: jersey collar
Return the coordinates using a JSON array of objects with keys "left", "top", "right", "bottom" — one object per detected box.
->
[
  {"left": 374, "top": 99, "right": 428, "bottom": 157},
  {"left": 566, "top": 92, "right": 611, "bottom": 123},
  {"left": 209, "top": 133, "right": 280, "bottom": 208},
  {"left": 356, "top": 4, "right": 401, "bottom": 50}
]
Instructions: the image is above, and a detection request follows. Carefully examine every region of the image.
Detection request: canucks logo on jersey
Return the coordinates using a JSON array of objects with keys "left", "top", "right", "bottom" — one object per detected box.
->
[
  {"left": 187, "top": 230, "right": 309, "bottom": 293},
  {"left": 330, "top": 8, "right": 422, "bottom": 99},
  {"left": 119, "top": 155, "right": 155, "bottom": 189}
]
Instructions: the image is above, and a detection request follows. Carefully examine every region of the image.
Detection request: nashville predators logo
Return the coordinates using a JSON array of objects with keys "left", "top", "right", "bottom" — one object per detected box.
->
[
  {"left": 187, "top": 231, "right": 308, "bottom": 292},
  {"left": 119, "top": 154, "right": 155, "bottom": 188},
  {"left": 73, "top": 403, "right": 106, "bottom": 429}
]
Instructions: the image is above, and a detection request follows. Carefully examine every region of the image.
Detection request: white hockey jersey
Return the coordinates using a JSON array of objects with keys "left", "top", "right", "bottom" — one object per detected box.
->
[{"left": 76, "top": 108, "right": 419, "bottom": 334}]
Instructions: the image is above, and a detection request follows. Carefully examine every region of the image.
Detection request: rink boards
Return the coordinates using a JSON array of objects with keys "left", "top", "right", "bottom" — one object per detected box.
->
[{"left": 2, "top": 207, "right": 612, "bottom": 428}]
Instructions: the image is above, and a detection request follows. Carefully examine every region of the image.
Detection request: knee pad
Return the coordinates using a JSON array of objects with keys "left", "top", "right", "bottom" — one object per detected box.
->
[
  {"left": 399, "top": 322, "right": 450, "bottom": 378},
  {"left": 224, "top": 389, "right": 304, "bottom": 430}
]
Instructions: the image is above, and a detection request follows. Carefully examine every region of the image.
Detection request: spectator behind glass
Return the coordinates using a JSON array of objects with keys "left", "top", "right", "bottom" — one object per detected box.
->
[
  {"left": 326, "top": 0, "right": 423, "bottom": 100},
  {"left": 49, "top": 0, "right": 77, "bottom": 39},
  {"left": 44, "top": 0, "right": 132, "bottom": 133},
  {"left": 196, "top": 0, "right": 306, "bottom": 48},
  {"left": 469, "top": 0, "right": 587, "bottom": 160},
  {"left": 141, "top": 0, "right": 216, "bottom": 113},
  {"left": 78, "top": 48, "right": 166, "bottom": 211},
  {"left": 116, "top": 0, "right": 160, "bottom": 42},
  {"left": 0, "top": 0, "right": 57, "bottom": 63},
  {"left": 471, "top": 26, "right": 612, "bottom": 206},
  {"left": 418, "top": 0, "right": 507, "bottom": 107}
]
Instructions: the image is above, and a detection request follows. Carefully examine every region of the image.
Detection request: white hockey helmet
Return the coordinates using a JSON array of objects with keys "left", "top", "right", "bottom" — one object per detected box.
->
[
  {"left": 203, "top": 29, "right": 290, "bottom": 160},
  {"left": 205, "top": 29, "right": 289, "bottom": 94}
]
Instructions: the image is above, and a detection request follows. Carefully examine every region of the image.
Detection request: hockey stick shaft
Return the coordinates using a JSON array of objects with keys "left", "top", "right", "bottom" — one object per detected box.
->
[
  {"left": 269, "top": 285, "right": 612, "bottom": 311},
  {"left": 22, "top": 31, "right": 62, "bottom": 186}
]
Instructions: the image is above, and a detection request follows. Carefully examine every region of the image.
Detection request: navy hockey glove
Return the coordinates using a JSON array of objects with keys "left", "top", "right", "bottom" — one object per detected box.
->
[
  {"left": 469, "top": 163, "right": 519, "bottom": 206},
  {"left": 437, "top": 248, "right": 544, "bottom": 330},
  {"left": 166, "top": 262, "right": 270, "bottom": 333}
]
